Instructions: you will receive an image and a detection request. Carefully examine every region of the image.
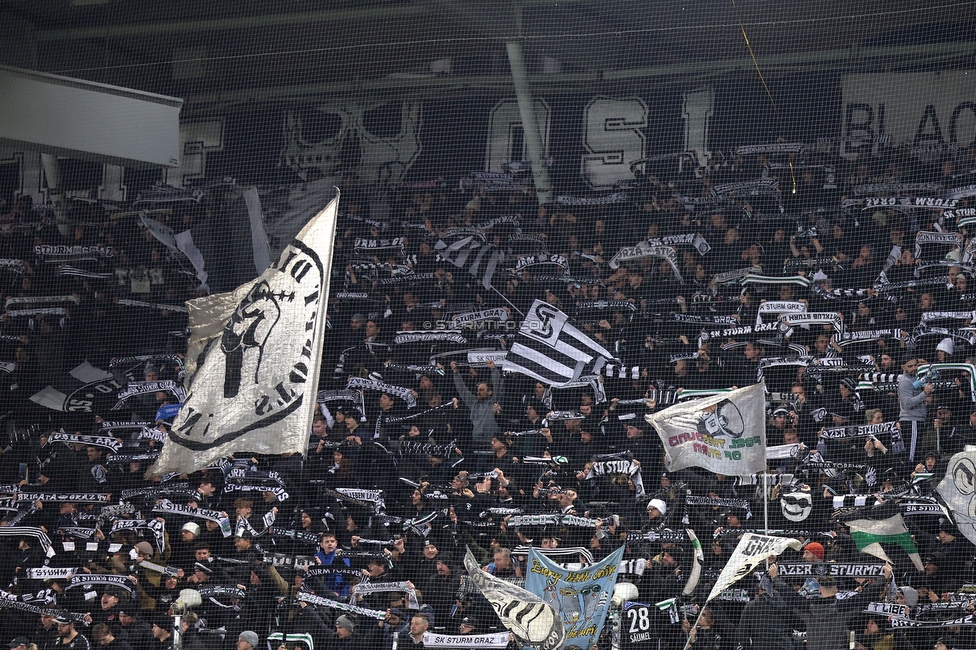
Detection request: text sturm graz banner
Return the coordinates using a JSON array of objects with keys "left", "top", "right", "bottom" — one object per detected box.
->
[{"left": 525, "top": 546, "right": 625, "bottom": 650}]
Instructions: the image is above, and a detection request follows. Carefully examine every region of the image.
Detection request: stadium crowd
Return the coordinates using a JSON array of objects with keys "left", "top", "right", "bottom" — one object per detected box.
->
[{"left": 0, "top": 140, "right": 974, "bottom": 650}]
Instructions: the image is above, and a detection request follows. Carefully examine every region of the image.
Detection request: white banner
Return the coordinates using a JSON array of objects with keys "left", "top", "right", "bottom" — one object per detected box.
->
[
  {"left": 756, "top": 300, "right": 806, "bottom": 326},
  {"left": 149, "top": 196, "right": 340, "bottom": 476},
  {"left": 422, "top": 632, "right": 510, "bottom": 648},
  {"left": 937, "top": 448, "right": 976, "bottom": 546},
  {"left": 706, "top": 533, "right": 802, "bottom": 602},
  {"left": 646, "top": 383, "right": 767, "bottom": 475},
  {"left": 26, "top": 567, "right": 76, "bottom": 580},
  {"left": 467, "top": 350, "right": 508, "bottom": 366},
  {"left": 842, "top": 73, "right": 976, "bottom": 156}
]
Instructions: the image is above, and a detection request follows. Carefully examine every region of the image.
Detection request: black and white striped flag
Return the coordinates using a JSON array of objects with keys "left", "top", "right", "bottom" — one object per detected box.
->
[
  {"left": 434, "top": 236, "right": 504, "bottom": 290},
  {"left": 504, "top": 299, "right": 617, "bottom": 386}
]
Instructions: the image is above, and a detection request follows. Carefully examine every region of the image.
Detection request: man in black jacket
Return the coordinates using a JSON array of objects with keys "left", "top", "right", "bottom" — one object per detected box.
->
[
  {"left": 736, "top": 586, "right": 794, "bottom": 650},
  {"left": 769, "top": 562, "right": 891, "bottom": 650}
]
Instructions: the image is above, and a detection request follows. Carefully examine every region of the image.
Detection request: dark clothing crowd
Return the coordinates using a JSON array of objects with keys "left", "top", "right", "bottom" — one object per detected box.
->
[{"left": 1, "top": 140, "right": 976, "bottom": 650}]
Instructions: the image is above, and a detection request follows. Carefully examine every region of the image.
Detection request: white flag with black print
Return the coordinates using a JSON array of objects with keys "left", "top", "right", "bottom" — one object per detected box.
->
[
  {"left": 645, "top": 383, "right": 767, "bottom": 475},
  {"left": 937, "top": 447, "right": 976, "bottom": 546},
  {"left": 462, "top": 548, "right": 565, "bottom": 650},
  {"left": 149, "top": 194, "right": 340, "bottom": 477},
  {"left": 706, "top": 533, "right": 802, "bottom": 602},
  {"left": 503, "top": 299, "right": 616, "bottom": 387}
]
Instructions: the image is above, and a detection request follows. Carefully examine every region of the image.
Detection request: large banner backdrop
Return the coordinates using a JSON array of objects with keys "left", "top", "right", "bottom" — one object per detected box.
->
[{"left": 842, "top": 72, "right": 976, "bottom": 155}]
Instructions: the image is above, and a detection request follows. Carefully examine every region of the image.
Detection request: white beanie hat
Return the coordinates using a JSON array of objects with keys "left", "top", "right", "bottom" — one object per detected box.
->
[
  {"left": 937, "top": 337, "right": 954, "bottom": 355},
  {"left": 647, "top": 499, "right": 667, "bottom": 515}
]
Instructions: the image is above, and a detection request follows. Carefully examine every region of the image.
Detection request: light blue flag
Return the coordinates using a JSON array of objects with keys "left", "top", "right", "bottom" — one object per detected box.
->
[{"left": 525, "top": 546, "right": 625, "bottom": 649}]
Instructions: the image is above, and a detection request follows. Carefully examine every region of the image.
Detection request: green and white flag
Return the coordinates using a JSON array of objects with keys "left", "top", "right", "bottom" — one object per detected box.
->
[
  {"left": 847, "top": 512, "right": 923, "bottom": 572},
  {"left": 655, "top": 598, "right": 679, "bottom": 624}
]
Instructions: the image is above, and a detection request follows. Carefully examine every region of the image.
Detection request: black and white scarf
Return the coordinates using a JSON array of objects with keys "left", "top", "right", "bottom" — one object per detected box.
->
[
  {"left": 0, "top": 259, "right": 26, "bottom": 274},
  {"left": 553, "top": 192, "right": 627, "bottom": 205},
  {"left": 351, "top": 581, "right": 420, "bottom": 609},
  {"left": 820, "top": 421, "right": 899, "bottom": 440},
  {"left": 608, "top": 244, "right": 682, "bottom": 281},
  {"left": 17, "top": 492, "right": 111, "bottom": 503},
  {"left": 585, "top": 460, "right": 645, "bottom": 498},
  {"left": 297, "top": 592, "right": 387, "bottom": 620},
  {"left": 235, "top": 511, "right": 278, "bottom": 538},
  {"left": 0, "top": 590, "right": 86, "bottom": 621},
  {"left": 623, "top": 529, "right": 687, "bottom": 544},
  {"left": 49, "top": 433, "right": 123, "bottom": 452},
  {"left": 783, "top": 256, "right": 839, "bottom": 271},
  {"left": 65, "top": 574, "right": 136, "bottom": 596},
  {"left": 354, "top": 237, "right": 404, "bottom": 253},
  {"left": 265, "top": 527, "right": 320, "bottom": 546},
  {"left": 684, "top": 496, "right": 753, "bottom": 519},
  {"left": 710, "top": 178, "right": 779, "bottom": 196},
  {"left": 461, "top": 172, "right": 525, "bottom": 193},
  {"left": 346, "top": 377, "right": 417, "bottom": 408},
  {"left": 646, "top": 233, "right": 711, "bottom": 256},
  {"left": 477, "top": 215, "right": 521, "bottom": 230},
  {"left": 115, "top": 380, "right": 186, "bottom": 406},
  {"left": 393, "top": 331, "right": 467, "bottom": 345},
  {"left": 120, "top": 483, "right": 198, "bottom": 503},
  {"left": 422, "top": 633, "right": 510, "bottom": 648},
  {"left": 116, "top": 298, "right": 188, "bottom": 313},
  {"left": 153, "top": 499, "right": 232, "bottom": 534},
  {"left": 451, "top": 308, "right": 508, "bottom": 328},
  {"left": 398, "top": 440, "right": 459, "bottom": 459},
  {"left": 34, "top": 244, "right": 116, "bottom": 260},
  {"left": 513, "top": 254, "right": 569, "bottom": 273},
  {"left": 109, "top": 519, "right": 166, "bottom": 554},
  {"left": 342, "top": 213, "right": 388, "bottom": 232},
  {"left": 376, "top": 272, "right": 436, "bottom": 286},
  {"left": 506, "top": 514, "right": 600, "bottom": 528},
  {"left": 222, "top": 483, "right": 289, "bottom": 502},
  {"left": 533, "top": 274, "right": 602, "bottom": 288}
]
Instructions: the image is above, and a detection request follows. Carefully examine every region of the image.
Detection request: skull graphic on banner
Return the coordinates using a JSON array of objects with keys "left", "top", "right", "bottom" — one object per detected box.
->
[{"left": 280, "top": 102, "right": 422, "bottom": 217}]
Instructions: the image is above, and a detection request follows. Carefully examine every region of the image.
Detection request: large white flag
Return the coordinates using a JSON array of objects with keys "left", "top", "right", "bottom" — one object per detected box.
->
[
  {"left": 937, "top": 447, "right": 976, "bottom": 546},
  {"left": 706, "top": 533, "right": 801, "bottom": 602},
  {"left": 148, "top": 195, "right": 340, "bottom": 476},
  {"left": 645, "top": 383, "right": 767, "bottom": 475}
]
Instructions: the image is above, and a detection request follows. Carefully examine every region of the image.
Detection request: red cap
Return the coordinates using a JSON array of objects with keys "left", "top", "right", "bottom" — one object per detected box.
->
[{"left": 804, "top": 542, "right": 824, "bottom": 561}]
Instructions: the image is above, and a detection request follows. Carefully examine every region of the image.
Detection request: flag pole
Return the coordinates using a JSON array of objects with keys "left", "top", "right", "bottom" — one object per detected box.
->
[
  {"left": 764, "top": 471, "right": 769, "bottom": 536},
  {"left": 681, "top": 608, "right": 707, "bottom": 650},
  {"left": 763, "top": 470, "right": 771, "bottom": 572},
  {"left": 491, "top": 285, "right": 524, "bottom": 318}
]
